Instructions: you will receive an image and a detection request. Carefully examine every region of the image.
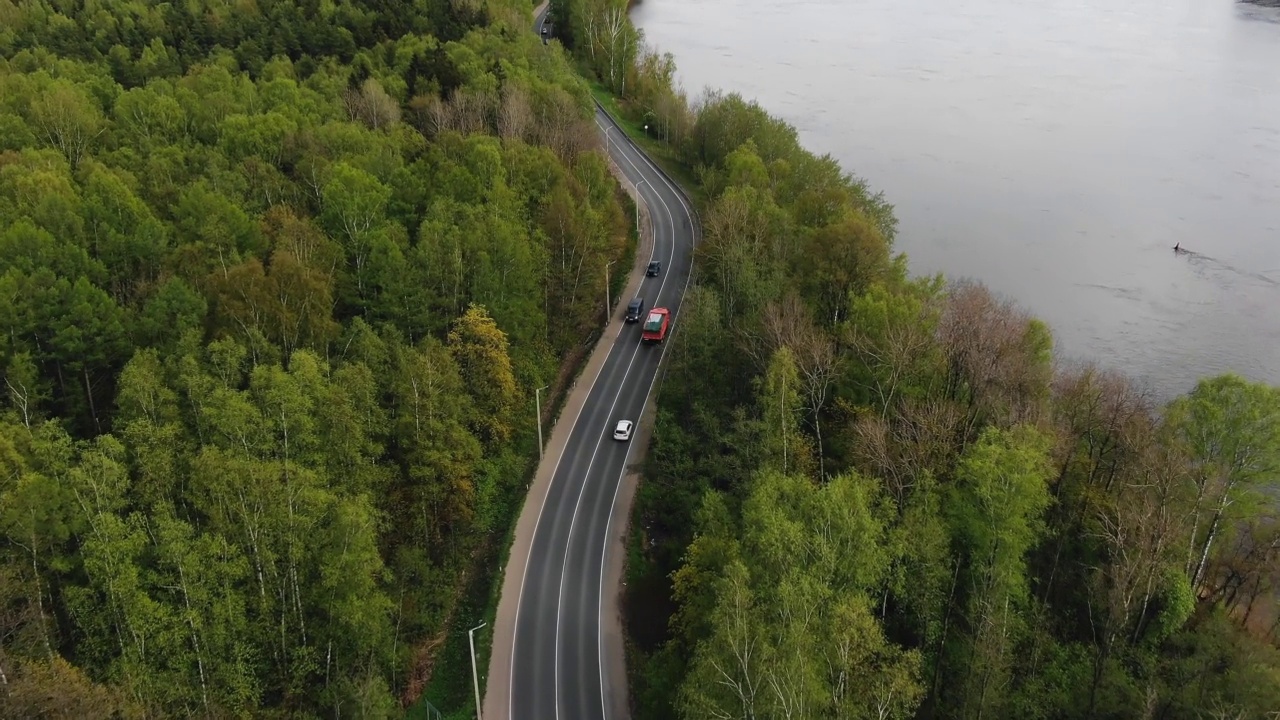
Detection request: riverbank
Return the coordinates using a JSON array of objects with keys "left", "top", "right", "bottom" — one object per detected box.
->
[
  {"left": 630, "top": 0, "right": 1280, "bottom": 398},
  {"left": 576, "top": 1, "right": 1280, "bottom": 718}
]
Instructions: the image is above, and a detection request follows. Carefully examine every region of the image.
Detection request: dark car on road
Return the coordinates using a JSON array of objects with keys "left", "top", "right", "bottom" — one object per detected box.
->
[
  {"left": 647, "top": 260, "right": 661, "bottom": 277},
  {"left": 625, "top": 297, "right": 645, "bottom": 323}
]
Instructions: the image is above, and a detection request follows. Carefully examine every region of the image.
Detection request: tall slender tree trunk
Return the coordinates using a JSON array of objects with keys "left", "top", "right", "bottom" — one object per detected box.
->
[
  {"left": 83, "top": 367, "right": 101, "bottom": 434},
  {"left": 178, "top": 565, "right": 211, "bottom": 713},
  {"left": 1192, "top": 486, "right": 1233, "bottom": 591},
  {"left": 931, "top": 557, "right": 963, "bottom": 702},
  {"left": 1185, "top": 476, "right": 1210, "bottom": 579},
  {"left": 29, "top": 526, "right": 53, "bottom": 659},
  {"left": 815, "top": 414, "right": 824, "bottom": 479}
]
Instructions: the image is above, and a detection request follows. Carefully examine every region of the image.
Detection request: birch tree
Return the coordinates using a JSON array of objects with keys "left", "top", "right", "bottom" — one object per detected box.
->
[
  {"left": 944, "top": 425, "right": 1053, "bottom": 718},
  {"left": 757, "top": 347, "right": 812, "bottom": 478},
  {"left": 3, "top": 353, "right": 45, "bottom": 430},
  {"left": 843, "top": 278, "right": 944, "bottom": 419},
  {"left": 29, "top": 80, "right": 104, "bottom": 171},
  {"left": 1166, "top": 374, "right": 1280, "bottom": 591},
  {"left": 322, "top": 163, "right": 391, "bottom": 293},
  {"left": 600, "top": 4, "right": 639, "bottom": 95},
  {"left": 681, "top": 560, "right": 766, "bottom": 720}
]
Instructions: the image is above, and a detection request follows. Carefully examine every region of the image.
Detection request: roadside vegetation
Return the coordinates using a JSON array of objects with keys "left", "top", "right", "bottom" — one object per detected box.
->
[
  {"left": 0, "top": 0, "right": 635, "bottom": 716},
  {"left": 549, "top": 0, "right": 1280, "bottom": 718}
]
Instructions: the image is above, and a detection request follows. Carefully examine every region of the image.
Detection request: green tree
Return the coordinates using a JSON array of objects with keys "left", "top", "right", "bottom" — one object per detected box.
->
[
  {"left": 448, "top": 304, "right": 519, "bottom": 445},
  {"left": 943, "top": 425, "right": 1054, "bottom": 718},
  {"left": 80, "top": 162, "right": 169, "bottom": 300},
  {"left": 677, "top": 471, "right": 920, "bottom": 720},
  {"left": 1166, "top": 373, "right": 1280, "bottom": 591},
  {"left": 797, "top": 211, "right": 891, "bottom": 326},
  {"left": 756, "top": 347, "right": 812, "bottom": 477},
  {"left": 134, "top": 277, "right": 207, "bottom": 352},
  {"left": 0, "top": 655, "right": 140, "bottom": 719},
  {"left": 4, "top": 352, "right": 49, "bottom": 430},
  {"left": 44, "top": 276, "right": 130, "bottom": 434},
  {"left": 113, "top": 84, "right": 187, "bottom": 146},
  {"left": 0, "top": 149, "right": 88, "bottom": 247},
  {"left": 27, "top": 79, "right": 105, "bottom": 170},
  {"left": 172, "top": 181, "right": 262, "bottom": 278},
  {"left": 842, "top": 275, "right": 945, "bottom": 417},
  {"left": 322, "top": 162, "right": 391, "bottom": 295}
]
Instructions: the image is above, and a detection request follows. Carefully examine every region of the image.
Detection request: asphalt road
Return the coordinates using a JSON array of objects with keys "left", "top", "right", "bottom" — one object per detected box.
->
[{"left": 503, "top": 8, "right": 698, "bottom": 720}]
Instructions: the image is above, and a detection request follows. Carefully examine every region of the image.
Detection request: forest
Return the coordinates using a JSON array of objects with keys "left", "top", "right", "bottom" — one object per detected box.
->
[
  {"left": 0, "top": 0, "right": 637, "bottom": 716},
  {"left": 545, "top": 0, "right": 1280, "bottom": 718},
  {"left": 1, "top": 0, "right": 1277, "bottom": 716}
]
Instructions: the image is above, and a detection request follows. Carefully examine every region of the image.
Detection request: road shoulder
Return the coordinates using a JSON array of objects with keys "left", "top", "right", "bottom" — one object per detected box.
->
[
  {"left": 482, "top": 127, "right": 655, "bottom": 720},
  {"left": 600, "top": 377, "right": 657, "bottom": 720}
]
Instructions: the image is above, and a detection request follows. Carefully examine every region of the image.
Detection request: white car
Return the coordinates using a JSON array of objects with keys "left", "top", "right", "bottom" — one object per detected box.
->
[{"left": 612, "top": 420, "right": 633, "bottom": 441}]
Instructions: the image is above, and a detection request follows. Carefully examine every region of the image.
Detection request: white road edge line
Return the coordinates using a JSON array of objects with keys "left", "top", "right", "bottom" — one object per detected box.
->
[
  {"left": 506, "top": 18, "right": 601, "bottom": 717},
  {"left": 507, "top": 112, "right": 643, "bottom": 720},
  {"left": 554, "top": 146, "right": 675, "bottom": 720},
  {"left": 506, "top": 8, "right": 596, "bottom": 712},
  {"left": 507, "top": 300, "right": 621, "bottom": 720},
  {"left": 592, "top": 110, "right": 699, "bottom": 720},
  {"left": 501, "top": 112, "right": 637, "bottom": 717},
  {"left": 504, "top": 28, "right": 697, "bottom": 714}
]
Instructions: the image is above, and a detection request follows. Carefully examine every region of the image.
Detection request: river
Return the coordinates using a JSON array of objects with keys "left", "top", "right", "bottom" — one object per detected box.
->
[{"left": 630, "top": 0, "right": 1280, "bottom": 397}]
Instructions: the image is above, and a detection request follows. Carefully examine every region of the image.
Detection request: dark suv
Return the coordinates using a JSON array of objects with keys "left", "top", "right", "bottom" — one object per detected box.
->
[
  {"left": 625, "top": 297, "right": 645, "bottom": 323},
  {"left": 647, "top": 260, "right": 661, "bottom": 277}
]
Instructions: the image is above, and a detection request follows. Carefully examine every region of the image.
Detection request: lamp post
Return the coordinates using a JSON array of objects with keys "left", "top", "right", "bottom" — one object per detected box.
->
[
  {"left": 604, "top": 259, "right": 617, "bottom": 323},
  {"left": 634, "top": 180, "right": 646, "bottom": 238},
  {"left": 534, "top": 385, "right": 549, "bottom": 460},
  {"left": 468, "top": 621, "right": 487, "bottom": 720}
]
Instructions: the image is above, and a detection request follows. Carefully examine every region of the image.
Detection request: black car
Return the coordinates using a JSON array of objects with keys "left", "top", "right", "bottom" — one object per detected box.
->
[
  {"left": 625, "top": 297, "right": 645, "bottom": 323},
  {"left": 646, "top": 260, "right": 661, "bottom": 277}
]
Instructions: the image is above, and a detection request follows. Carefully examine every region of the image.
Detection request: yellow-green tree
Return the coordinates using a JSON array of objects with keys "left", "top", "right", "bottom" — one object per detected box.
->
[{"left": 448, "top": 304, "right": 519, "bottom": 445}]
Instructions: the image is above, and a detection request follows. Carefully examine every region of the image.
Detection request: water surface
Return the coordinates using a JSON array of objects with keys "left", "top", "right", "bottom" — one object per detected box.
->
[{"left": 632, "top": 0, "right": 1280, "bottom": 396}]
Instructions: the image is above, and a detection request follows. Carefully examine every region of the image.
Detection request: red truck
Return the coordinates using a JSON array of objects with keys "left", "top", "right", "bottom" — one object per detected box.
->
[{"left": 641, "top": 308, "right": 670, "bottom": 343}]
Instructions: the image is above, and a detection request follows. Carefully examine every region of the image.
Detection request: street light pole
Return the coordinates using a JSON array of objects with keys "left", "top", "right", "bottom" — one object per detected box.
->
[
  {"left": 468, "top": 621, "right": 487, "bottom": 720},
  {"left": 604, "top": 259, "right": 617, "bottom": 323},
  {"left": 635, "top": 180, "right": 646, "bottom": 238},
  {"left": 534, "top": 385, "right": 549, "bottom": 460}
]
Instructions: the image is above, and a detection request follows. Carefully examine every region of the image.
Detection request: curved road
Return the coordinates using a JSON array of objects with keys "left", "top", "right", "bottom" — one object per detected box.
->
[{"left": 491, "top": 7, "right": 698, "bottom": 720}]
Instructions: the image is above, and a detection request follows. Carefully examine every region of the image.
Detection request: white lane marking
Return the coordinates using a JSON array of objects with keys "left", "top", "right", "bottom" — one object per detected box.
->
[
  {"left": 507, "top": 100, "right": 689, "bottom": 720},
  {"left": 593, "top": 108, "right": 698, "bottom": 246},
  {"left": 554, "top": 171, "right": 676, "bottom": 720},
  {"left": 506, "top": 111, "right": 638, "bottom": 720},
  {"left": 506, "top": 91, "right": 651, "bottom": 720},
  {"left": 508, "top": 306, "right": 624, "bottom": 720},
  {"left": 592, "top": 112, "right": 697, "bottom": 720}
]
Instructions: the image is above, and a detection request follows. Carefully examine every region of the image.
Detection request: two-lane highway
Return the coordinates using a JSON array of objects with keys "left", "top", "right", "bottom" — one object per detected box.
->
[{"left": 489, "top": 7, "right": 698, "bottom": 720}]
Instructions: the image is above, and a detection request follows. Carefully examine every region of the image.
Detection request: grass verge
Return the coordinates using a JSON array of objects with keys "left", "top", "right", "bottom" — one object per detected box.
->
[{"left": 584, "top": 79, "right": 709, "bottom": 209}]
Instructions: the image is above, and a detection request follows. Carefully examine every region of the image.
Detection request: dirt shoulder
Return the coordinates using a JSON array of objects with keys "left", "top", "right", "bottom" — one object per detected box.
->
[
  {"left": 599, "top": 376, "right": 657, "bottom": 720},
  {"left": 482, "top": 132, "right": 655, "bottom": 720}
]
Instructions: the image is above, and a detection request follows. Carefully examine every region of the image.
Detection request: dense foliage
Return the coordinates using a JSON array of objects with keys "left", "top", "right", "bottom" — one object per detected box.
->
[
  {"left": 0, "top": 0, "right": 638, "bottom": 715},
  {"left": 545, "top": 1, "right": 1280, "bottom": 718}
]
